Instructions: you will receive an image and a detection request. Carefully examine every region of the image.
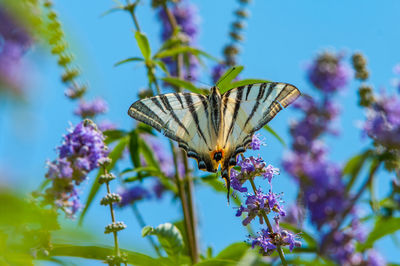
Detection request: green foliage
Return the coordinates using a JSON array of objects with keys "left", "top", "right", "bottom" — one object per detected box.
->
[
  {"left": 358, "top": 217, "right": 400, "bottom": 251},
  {"left": 217, "top": 66, "right": 244, "bottom": 94},
  {"left": 79, "top": 136, "right": 129, "bottom": 224},
  {"left": 263, "top": 125, "right": 286, "bottom": 147},
  {"left": 114, "top": 57, "right": 144, "bottom": 67},
  {"left": 142, "top": 223, "right": 184, "bottom": 260},
  {"left": 343, "top": 150, "right": 374, "bottom": 191},
  {"left": 135, "top": 31, "right": 152, "bottom": 60},
  {"left": 161, "top": 77, "right": 205, "bottom": 94},
  {"left": 49, "top": 244, "right": 159, "bottom": 265}
]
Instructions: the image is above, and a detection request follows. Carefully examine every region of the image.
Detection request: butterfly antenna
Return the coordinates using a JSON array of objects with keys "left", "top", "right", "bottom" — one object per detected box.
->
[
  {"left": 216, "top": 66, "right": 236, "bottom": 86},
  {"left": 185, "top": 74, "right": 211, "bottom": 87}
]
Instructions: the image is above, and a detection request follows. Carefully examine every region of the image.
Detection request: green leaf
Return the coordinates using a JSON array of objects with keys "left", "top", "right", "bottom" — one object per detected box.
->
[
  {"left": 216, "top": 242, "right": 250, "bottom": 261},
  {"left": 129, "top": 130, "right": 141, "bottom": 169},
  {"left": 78, "top": 136, "right": 128, "bottom": 225},
  {"left": 224, "top": 79, "right": 271, "bottom": 91},
  {"left": 142, "top": 223, "right": 184, "bottom": 259},
  {"left": 135, "top": 31, "right": 151, "bottom": 60},
  {"left": 359, "top": 217, "right": 400, "bottom": 251},
  {"left": 103, "top": 129, "right": 128, "bottom": 144},
  {"left": 114, "top": 57, "right": 144, "bottom": 67},
  {"left": 50, "top": 244, "right": 158, "bottom": 265},
  {"left": 217, "top": 66, "right": 244, "bottom": 94},
  {"left": 161, "top": 77, "right": 204, "bottom": 94},
  {"left": 343, "top": 150, "right": 373, "bottom": 192},
  {"left": 138, "top": 138, "right": 160, "bottom": 170},
  {"left": 154, "top": 46, "right": 218, "bottom": 62},
  {"left": 194, "top": 259, "right": 237, "bottom": 266},
  {"left": 154, "top": 59, "right": 169, "bottom": 74},
  {"left": 263, "top": 125, "right": 286, "bottom": 147}
]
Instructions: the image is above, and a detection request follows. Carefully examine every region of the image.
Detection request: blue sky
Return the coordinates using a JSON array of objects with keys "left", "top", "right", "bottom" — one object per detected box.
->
[{"left": 1, "top": 0, "right": 400, "bottom": 264}]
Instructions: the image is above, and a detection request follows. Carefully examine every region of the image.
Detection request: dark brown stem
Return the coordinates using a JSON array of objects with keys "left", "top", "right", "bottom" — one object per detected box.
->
[{"left": 169, "top": 141, "right": 196, "bottom": 263}]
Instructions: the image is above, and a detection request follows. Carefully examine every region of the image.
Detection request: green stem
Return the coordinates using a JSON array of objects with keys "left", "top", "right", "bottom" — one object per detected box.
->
[
  {"left": 105, "top": 177, "right": 120, "bottom": 257},
  {"left": 249, "top": 179, "right": 287, "bottom": 266},
  {"left": 162, "top": 3, "right": 199, "bottom": 263},
  {"left": 169, "top": 141, "right": 196, "bottom": 263},
  {"left": 131, "top": 204, "right": 162, "bottom": 257}
]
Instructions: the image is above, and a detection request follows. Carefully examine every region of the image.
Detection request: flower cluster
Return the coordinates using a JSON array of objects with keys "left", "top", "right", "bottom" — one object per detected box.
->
[
  {"left": 236, "top": 188, "right": 285, "bottom": 225},
  {"left": 74, "top": 98, "right": 108, "bottom": 118},
  {"left": 307, "top": 51, "right": 351, "bottom": 93},
  {"left": 45, "top": 120, "right": 108, "bottom": 217},
  {"left": 250, "top": 228, "right": 301, "bottom": 255},
  {"left": 231, "top": 134, "right": 300, "bottom": 257},
  {"left": 0, "top": 6, "right": 32, "bottom": 93},
  {"left": 363, "top": 91, "right": 400, "bottom": 149},
  {"left": 157, "top": 1, "right": 200, "bottom": 80},
  {"left": 118, "top": 186, "right": 151, "bottom": 207}
]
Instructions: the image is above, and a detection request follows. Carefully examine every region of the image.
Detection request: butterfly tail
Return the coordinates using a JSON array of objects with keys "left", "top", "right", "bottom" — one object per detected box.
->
[{"left": 221, "top": 168, "right": 231, "bottom": 204}]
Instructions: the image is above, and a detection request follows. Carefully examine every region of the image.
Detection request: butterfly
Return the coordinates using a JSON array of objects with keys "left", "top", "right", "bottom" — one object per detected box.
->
[{"left": 128, "top": 82, "right": 300, "bottom": 201}]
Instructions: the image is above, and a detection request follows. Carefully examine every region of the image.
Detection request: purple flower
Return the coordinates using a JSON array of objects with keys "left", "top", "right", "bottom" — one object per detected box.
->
[
  {"left": 118, "top": 186, "right": 151, "bottom": 207},
  {"left": 158, "top": 1, "right": 199, "bottom": 42},
  {"left": 211, "top": 63, "right": 227, "bottom": 84},
  {"left": 45, "top": 120, "right": 109, "bottom": 217},
  {"left": 263, "top": 164, "right": 279, "bottom": 183},
  {"left": 98, "top": 119, "right": 117, "bottom": 132},
  {"left": 157, "top": 1, "right": 200, "bottom": 81},
  {"left": 74, "top": 98, "right": 108, "bottom": 118},
  {"left": 249, "top": 133, "right": 265, "bottom": 150},
  {"left": 236, "top": 188, "right": 285, "bottom": 226},
  {"left": 0, "top": 6, "right": 32, "bottom": 92},
  {"left": 363, "top": 92, "right": 400, "bottom": 148},
  {"left": 249, "top": 228, "right": 301, "bottom": 255},
  {"left": 230, "top": 169, "right": 247, "bottom": 193},
  {"left": 367, "top": 249, "right": 386, "bottom": 266},
  {"left": 307, "top": 52, "right": 351, "bottom": 93}
]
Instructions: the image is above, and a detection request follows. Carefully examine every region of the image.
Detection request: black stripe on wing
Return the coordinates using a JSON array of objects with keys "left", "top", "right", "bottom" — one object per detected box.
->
[
  {"left": 184, "top": 93, "right": 211, "bottom": 150},
  {"left": 223, "top": 86, "right": 244, "bottom": 148}
]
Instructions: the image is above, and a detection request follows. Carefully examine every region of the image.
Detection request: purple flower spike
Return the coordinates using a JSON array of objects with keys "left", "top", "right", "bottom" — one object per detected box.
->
[
  {"left": 249, "top": 133, "right": 265, "bottom": 150},
  {"left": 307, "top": 51, "right": 351, "bottom": 93},
  {"left": 74, "top": 98, "right": 108, "bottom": 118},
  {"left": 118, "top": 186, "right": 151, "bottom": 207},
  {"left": 45, "top": 120, "right": 109, "bottom": 217}
]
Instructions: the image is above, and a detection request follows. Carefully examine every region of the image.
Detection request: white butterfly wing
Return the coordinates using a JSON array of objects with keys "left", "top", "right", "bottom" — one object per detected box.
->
[
  {"left": 128, "top": 92, "right": 217, "bottom": 172},
  {"left": 219, "top": 82, "right": 300, "bottom": 174}
]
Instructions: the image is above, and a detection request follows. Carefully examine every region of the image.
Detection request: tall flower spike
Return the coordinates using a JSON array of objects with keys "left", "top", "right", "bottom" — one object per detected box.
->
[{"left": 44, "top": 119, "right": 108, "bottom": 217}]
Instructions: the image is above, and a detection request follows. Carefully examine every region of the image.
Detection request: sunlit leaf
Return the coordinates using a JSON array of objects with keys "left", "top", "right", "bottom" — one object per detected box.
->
[
  {"left": 114, "top": 57, "right": 144, "bottom": 67},
  {"left": 358, "top": 217, "right": 400, "bottom": 251},
  {"left": 217, "top": 66, "right": 244, "bottom": 93},
  {"left": 263, "top": 125, "right": 286, "bottom": 147},
  {"left": 224, "top": 79, "right": 271, "bottom": 91},
  {"left": 194, "top": 259, "right": 237, "bottom": 266},
  {"left": 154, "top": 59, "right": 169, "bottom": 74},
  {"left": 154, "top": 46, "right": 218, "bottom": 62},
  {"left": 161, "top": 77, "right": 204, "bottom": 94},
  {"left": 343, "top": 150, "right": 373, "bottom": 192},
  {"left": 79, "top": 136, "right": 128, "bottom": 225},
  {"left": 135, "top": 31, "right": 151, "bottom": 60},
  {"left": 50, "top": 244, "right": 158, "bottom": 265},
  {"left": 142, "top": 223, "right": 183, "bottom": 259},
  {"left": 215, "top": 242, "right": 250, "bottom": 261},
  {"left": 103, "top": 129, "right": 128, "bottom": 144}
]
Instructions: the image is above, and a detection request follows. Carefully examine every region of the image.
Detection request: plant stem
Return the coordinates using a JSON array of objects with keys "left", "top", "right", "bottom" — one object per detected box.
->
[
  {"left": 249, "top": 178, "right": 287, "bottom": 266},
  {"left": 105, "top": 179, "right": 120, "bottom": 257},
  {"left": 169, "top": 141, "right": 197, "bottom": 263},
  {"left": 132, "top": 204, "right": 162, "bottom": 257},
  {"left": 162, "top": 3, "right": 199, "bottom": 263}
]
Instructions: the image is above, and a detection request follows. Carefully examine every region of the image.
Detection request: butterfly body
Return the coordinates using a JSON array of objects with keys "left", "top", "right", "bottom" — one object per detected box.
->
[{"left": 128, "top": 82, "right": 300, "bottom": 201}]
